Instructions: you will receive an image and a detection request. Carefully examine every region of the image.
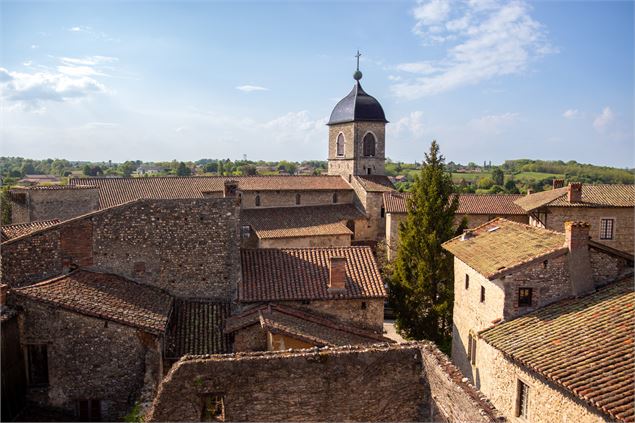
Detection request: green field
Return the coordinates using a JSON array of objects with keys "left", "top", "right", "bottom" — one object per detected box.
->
[{"left": 451, "top": 171, "right": 564, "bottom": 184}]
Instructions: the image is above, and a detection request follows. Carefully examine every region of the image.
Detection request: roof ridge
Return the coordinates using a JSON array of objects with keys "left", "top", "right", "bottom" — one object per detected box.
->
[{"left": 14, "top": 269, "right": 82, "bottom": 291}]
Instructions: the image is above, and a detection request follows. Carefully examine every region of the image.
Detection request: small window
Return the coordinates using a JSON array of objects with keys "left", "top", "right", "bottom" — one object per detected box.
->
[
  {"left": 295, "top": 193, "right": 301, "bottom": 205},
  {"left": 469, "top": 335, "right": 477, "bottom": 365},
  {"left": 367, "top": 168, "right": 372, "bottom": 175},
  {"left": 543, "top": 260, "right": 548, "bottom": 268},
  {"left": 467, "top": 334, "right": 473, "bottom": 361},
  {"left": 241, "top": 225, "right": 251, "bottom": 239},
  {"left": 77, "top": 399, "right": 101, "bottom": 422},
  {"left": 301, "top": 300, "right": 310, "bottom": 305},
  {"left": 518, "top": 288, "right": 532, "bottom": 307},
  {"left": 600, "top": 218, "right": 614, "bottom": 240},
  {"left": 255, "top": 195, "right": 261, "bottom": 207},
  {"left": 465, "top": 274, "right": 469, "bottom": 290},
  {"left": 332, "top": 193, "right": 338, "bottom": 203},
  {"left": 202, "top": 394, "right": 225, "bottom": 422},
  {"left": 380, "top": 207, "right": 385, "bottom": 218},
  {"left": 27, "top": 344, "right": 49, "bottom": 386},
  {"left": 480, "top": 286, "right": 485, "bottom": 303},
  {"left": 336, "top": 133, "right": 345, "bottom": 157},
  {"left": 361, "top": 301, "right": 367, "bottom": 310},
  {"left": 516, "top": 380, "right": 530, "bottom": 418}
]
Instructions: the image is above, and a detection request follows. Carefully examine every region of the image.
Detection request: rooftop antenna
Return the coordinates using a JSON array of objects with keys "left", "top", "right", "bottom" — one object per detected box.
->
[{"left": 353, "top": 50, "right": 363, "bottom": 81}]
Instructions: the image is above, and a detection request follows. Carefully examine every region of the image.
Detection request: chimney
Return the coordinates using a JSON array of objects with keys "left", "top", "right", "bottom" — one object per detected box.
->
[
  {"left": 328, "top": 256, "right": 347, "bottom": 292},
  {"left": 565, "top": 221, "right": 594, "bottom": 296},
  {"left": 0, "top": 284, "right": 8, "bottom": 312},
  {"left": 552, "top": 179, "right": 564, "bottom": 189},
  {"left": 224, "top": 180, "right": 239, "bottom": 198},
  {"left": 568, "top": 183, "right": 582, "bottom": 203}
]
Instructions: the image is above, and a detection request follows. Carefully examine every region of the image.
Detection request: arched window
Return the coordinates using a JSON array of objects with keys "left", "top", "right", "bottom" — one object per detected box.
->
[
  {"left": 295, "top": 193, "right": 301, "bottom": 205},
  {"left": 332, "top": 193, "right": 338, "bottom": 203},
  {"left": 362, "top": 132, "right": 376, "bottom": 157},
  {"left": 255, "top": 195, "right": 261, "bottom": 207},
  {"left": 336, "top": 133, "right": 345, "bottom": 156}
]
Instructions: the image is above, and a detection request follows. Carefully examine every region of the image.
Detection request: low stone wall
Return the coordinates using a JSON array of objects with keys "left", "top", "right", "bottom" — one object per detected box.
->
[
  {"left": 148, "top": 342, "right": 503, "bottom": 422},
  {"left": 258, "top": 233, "right": 351, "bottom": 248}
]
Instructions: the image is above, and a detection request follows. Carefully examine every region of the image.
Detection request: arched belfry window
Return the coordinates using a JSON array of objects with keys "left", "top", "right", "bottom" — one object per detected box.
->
[
  {"left": 336, "top": 133, "right": 345, "bottom": 157},
  {"left": 363, "top": 133, "right": 376, "bottom": 157}
]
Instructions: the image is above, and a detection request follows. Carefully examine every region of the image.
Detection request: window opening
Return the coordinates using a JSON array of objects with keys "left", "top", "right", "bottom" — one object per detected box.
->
[{"left": 518, "top": 288, "right": 532, "bottom": 307}]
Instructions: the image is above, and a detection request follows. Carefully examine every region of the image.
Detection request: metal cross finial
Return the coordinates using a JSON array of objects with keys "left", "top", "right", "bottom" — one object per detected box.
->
[{"left": 355, "top": 50, "right": 361, "bottom": 71}]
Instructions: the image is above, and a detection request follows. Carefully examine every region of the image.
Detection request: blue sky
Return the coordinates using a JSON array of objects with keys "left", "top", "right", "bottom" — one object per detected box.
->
[{"left": 1, "top": 1, "right": 633, "bottom": 167}]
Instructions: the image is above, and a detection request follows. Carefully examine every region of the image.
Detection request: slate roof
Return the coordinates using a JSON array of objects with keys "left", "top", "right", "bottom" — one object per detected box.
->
[
  {"left": 70, "top": 176, "right": 352, "bottom": 209},
  {"left": 240, "top": 247, "right": 386, "bottom": 301},
  {"left": 13, "top": 270, "right": 173, "bottom": 334},
  {"left": 442, "top": 218, "right": 566, "bottom": 280},
  {"left": 515, "top": 184, "right": 635, "bottom": 211},
  {"left": 383, "top": 192, "right": 525, "bottom": 215},
  {"left": 327, "top": 81, "right": 388, "bottom": 125},
  {"left": 241, "top": 204, "right": 365, "bottom": 239},
  {"left": 165, "top": 299, "right": 232, "bottom": 358},
  {"left": 1, "top": 219, "right": 60, "bottom": 242},
  {"left": 354, "top": 175, "right": 395, "bottom": 192},
  {"left": 225, "top": 304, "right": 390, "bottom": 347},
  {"left": 480, "top": 277, "right": 635, "bottom": 423}
]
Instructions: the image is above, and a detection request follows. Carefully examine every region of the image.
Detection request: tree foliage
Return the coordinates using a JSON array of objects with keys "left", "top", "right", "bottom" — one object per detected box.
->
[{"left": 388, "top": 141, "right": 462, "bottom": 353}]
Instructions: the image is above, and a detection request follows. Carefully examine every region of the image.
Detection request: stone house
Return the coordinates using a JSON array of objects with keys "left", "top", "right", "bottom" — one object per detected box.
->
[
  {"left": 515, "top": 181, "right": 634, "bottom": 253},
  {"left": 226, "top": 246, "right": 388, "bottom": 352},
  {"left": 478, "top": 277, "right": 633, "bottom": 423},
  {"left": 6, "top": 270, "right": 173, "bottom": 421},
  {"left": 442, "top": 218, "right": 633, "bottom": 422},
  {"left": 1, "top": 219, "right": 60, "bottom": 242},
  {"left": 9, "top": 185, "right": 99, "bottom": 224},
  {"left": 148, "top": 342, "right": 504, "bottom": 423},
  {"left": 383, "top": 192, "right": 528, "bottom": 260}
]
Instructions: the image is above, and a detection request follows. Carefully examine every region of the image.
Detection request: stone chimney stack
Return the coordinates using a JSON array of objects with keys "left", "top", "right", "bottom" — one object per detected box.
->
[
  {"left": 328, "top": 256, "right": 347, "bottom": 292},
  {"left": 568, "top": 183, "right": 582, "bottom": 203},
  {"left": 565, "top": 221, "right": 594, "bottom": 296},
  {"left": 553, "top": 179, "right": 565, "bottom": 189},
  {"left": 224, "top": 180, "right": 239, "bottom": 198},
  {"left": 0, "top": 284, "right": 8, "bottom": 312}
]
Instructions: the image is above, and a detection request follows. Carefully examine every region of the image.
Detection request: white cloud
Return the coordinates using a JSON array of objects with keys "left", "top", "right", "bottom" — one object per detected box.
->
[
  {"left": 593, "top": 106, "right": 614, "bottom": 131},
  {"left": 393, "top": 0, "right": 556, "bottom": 99},
  {"left": 469, "top": 112, "right": 519, "bottom": 134},
  {"left": 31, "top": 44, "right": 39, "bottom": 49},
  {"left": 262, "top": 111, "right": 326, "bottom": 145},
  {"left": 0, "top": 67, "right": 106, "bottom": 110},
  {"left": 60, "top": 56, "right": 118, "bottom": 66},
  {"left": 236, "top": 85, "right": 269, "bottom": 92},
  {"left": 562, "top": 109, "right": 580, "bottom": 119},
  {"left": 391, "top": 111, "right": 426, "bottom": 139},
  {"left": 69, "top": 26, "right": 90, "bottom": 32}
]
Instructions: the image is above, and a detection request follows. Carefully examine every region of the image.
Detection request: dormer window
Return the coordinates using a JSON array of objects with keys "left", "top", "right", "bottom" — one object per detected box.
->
[
  {"left": 336, "top": 133, "right": 345, "bottom": 157},
  {"left": 362, "top": 132, "right": 376, "bottom": 157}
]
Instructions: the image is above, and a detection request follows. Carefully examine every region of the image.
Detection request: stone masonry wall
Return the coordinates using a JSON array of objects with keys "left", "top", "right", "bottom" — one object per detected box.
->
[
  {"left": 241, "top": 190, "right": 353, "bottom": 209},
  {"left": 327, "top": 122, "right": 386, "bottom": 177},
  {"left": 476, "top": 338, "right": 607, "bottom": 423},
  {"left": 148, "top": 342, "right": 501, "bottom": 422},
  {"left": 10, "top": 188, "right": 100, "bottom": 224},
  {"left": 590, "top": 248, "right": 630, "bottom": 284},
  {"left": 1, "top": 198, "right": 240, "bottom": 299},
  {"left": 258, "top": 234, "right": 351, "bottom": 248},
  {"left": 545, "top": 206, "right": 633, "bottom": 253},
  {"left": 457, "top": 213, "right": 528, "bottom": 228},
  {"left": 12, "top": 298, "right": 162, "bottom": 421},
  {"left": 284, "top": 298, "right": 385, "bottom": 332},
  {"left": 92, "top": 199, "right": 240, "bottom": 299},
  {"left": 233, "top": 324, "right": 267, "bottom": 352}
]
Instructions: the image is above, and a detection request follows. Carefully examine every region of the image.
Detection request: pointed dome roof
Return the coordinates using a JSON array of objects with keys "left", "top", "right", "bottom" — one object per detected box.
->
[{"left": 327, "top": 81, "right": 388, "bottom": 126}]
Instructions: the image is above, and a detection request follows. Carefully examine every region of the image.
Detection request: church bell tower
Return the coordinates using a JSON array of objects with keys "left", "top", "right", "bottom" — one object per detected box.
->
[{"left": 327, "top": 51, "right": 388, "bottom": 179}]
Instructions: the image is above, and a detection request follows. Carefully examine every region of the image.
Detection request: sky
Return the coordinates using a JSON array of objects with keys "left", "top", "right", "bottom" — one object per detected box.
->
[{"left": 1, "top": 0, "right": 633, "bottom": 167}]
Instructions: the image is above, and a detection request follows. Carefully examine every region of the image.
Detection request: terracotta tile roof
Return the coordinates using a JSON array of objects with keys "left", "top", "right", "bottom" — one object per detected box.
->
[
  {"left": 241, "top": 204, "right": 365, "bottom": 239},
  {"left": 12, "top": 270, "right": 172, "bottom": 334},
  {"left": 225, "top": 304, "right": 390, "bottom": 346},
  {"left": 240, "top": 247, "right": 386, "bottom": 302},
  {"left": 11, "top": 185, "right": 96, "bottom": 191},
  {"left": 515, "top": 184, "right": 635, "bottom": 211},
  {"left": 442, "top": 218, "right": 566, "bottom": 280},
  {"left": 354, "top": 175, "right": 395, "bottom": 192},
  {"left": 165, "top": 299, "right": 232, "bottom": 358},
  {"left": 383, "top": 192, "right": 525, "bottom": 215},
  {"left": 71, "top": 176, "right": 352, "bottom": 209},
  {"left": 480, "top": 277, "right": 635, "bottom": 423},
  {"left": 1, "top": 220, "right": 60, "bottom": 242}
]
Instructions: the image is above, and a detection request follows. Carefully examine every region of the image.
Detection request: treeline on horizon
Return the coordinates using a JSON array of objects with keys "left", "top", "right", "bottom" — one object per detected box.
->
[{"left": 0, "top": 156, "right": 632, "bottom": 190}]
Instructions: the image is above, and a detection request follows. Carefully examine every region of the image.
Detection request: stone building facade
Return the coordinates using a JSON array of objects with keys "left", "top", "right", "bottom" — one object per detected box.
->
[
  {"left": 516, "top": 183, "right": 634, "bottom": 253},
  {"left": 2, "top": 198, "right": 240, "bottom": 299},
  {"left": 148, "top": 342, "right": 503, "bottom": 422},
  {"left": 9, "top": 186, "right": 99, "bottom": 224}
]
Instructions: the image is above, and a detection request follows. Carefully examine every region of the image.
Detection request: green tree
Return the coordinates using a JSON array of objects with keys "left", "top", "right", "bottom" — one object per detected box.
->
[
  {"left": 388, "top": 141, "right": 462, "bottom": 353},
  {"left": 1, "top": 187, "right": 12, "bottom": 225},
  {"left": 119, "top": 161, "right": 137, "bottom": 177},
  {"left": 176, "top": 162, "right": 191, "bottom": 177},
  {"left": 477, "top": 176, "right": 495, "bottom": 190},
  {"left": 491, "top": 167, "right": 504, "bottom": 185},
  {"left": 238, "top": 164, "right": 257, "bottom": 176}
]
